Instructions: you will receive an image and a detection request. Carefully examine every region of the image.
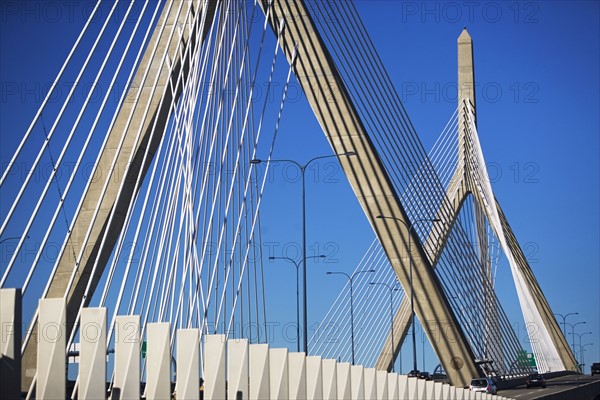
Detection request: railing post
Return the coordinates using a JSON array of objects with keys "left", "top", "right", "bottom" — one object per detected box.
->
[
  {"left": 37, "top": 298, "right": 66, "bottom": 400},
  {"left": 113, "top": 315, "right": 141, "bottom": 400},
  {"left": 1, "top": 288, "right": 22, "bottom": 399},
  {"left": 306, "top": 356, "right": 323, "bottom": 400},
  {"left": 337, "top": 362, "right": 352, "bottom": 400},
  {"left": 204, "top": 334, "right": 226, "bottom": 400},
  {"left": 227, "top": 339, "right": 249, "bottom": 400},
  {"left": 79, "top": 307, "right": 107, "bottom": 400},
  {"left": 288, "top": 352, "right": 306, "bottom": 400},
  {"left": 146, "top": 322, "right": 171, "bottom": 399},
  {"left": 322, "top": 359, "right": 337, "bottom": 400},
  {"left": 175, "top": 329, "right": 199, "bottom": 400},
  {"left": 350, "top": 365, "right": 364, "bottom": 400},
  {"left": 269, "top": 348, "right": 289, "bottom": 400},
  {"left": 249, "top": 343, "right": 270, "bottom": 400}
]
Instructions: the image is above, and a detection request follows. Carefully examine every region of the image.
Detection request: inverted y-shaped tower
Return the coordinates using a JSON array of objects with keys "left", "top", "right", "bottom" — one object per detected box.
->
[{"left": 375, "top": 28, "right": 576, "bottom": 375}]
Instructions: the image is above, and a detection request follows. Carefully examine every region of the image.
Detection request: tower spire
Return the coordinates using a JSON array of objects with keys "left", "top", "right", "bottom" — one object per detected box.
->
[{"left": 458, "top": 28, "right": 476, "bottom": 113}]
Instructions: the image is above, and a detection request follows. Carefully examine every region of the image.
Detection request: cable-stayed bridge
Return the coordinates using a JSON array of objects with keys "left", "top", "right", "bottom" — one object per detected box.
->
[{"left": 0, "top": 1, "right": 582, "bottom": 399}]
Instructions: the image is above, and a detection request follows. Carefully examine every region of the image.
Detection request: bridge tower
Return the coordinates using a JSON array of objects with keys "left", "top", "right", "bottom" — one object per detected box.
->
[{"left": 374, "top": 28, "right": 577, "bottom": 376}]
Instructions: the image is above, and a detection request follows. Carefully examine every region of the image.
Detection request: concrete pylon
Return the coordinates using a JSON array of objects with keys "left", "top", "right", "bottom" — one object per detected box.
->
[
  {"left": 20, "top": 1, "right": 218, "bottom": 391},
  {"left": 376, "top": 27, "right": 481, "bottom": 374},
  {"left": 259, "top": 0, "right": 479, "bottom": 387}
]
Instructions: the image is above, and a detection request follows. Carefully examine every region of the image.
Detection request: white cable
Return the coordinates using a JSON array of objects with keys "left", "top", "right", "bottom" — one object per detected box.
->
[
  {"left": 0, "top": 1, "right": 125, "bottom": 238},
  {"left": 0, "top": 0, "right": 103, "bottom": 187}
]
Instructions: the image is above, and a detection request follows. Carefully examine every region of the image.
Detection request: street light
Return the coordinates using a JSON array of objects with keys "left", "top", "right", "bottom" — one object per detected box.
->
[
  {"left": 554, "top": 312, "right": 578, "bottom": 337},
  {"left": 269, "top": 255, "right": 325, "bottom": 352},
  {"left": 251, "top": 150, "right": 356, "bottom": 354},
  {"left": 567, "top": 321, "right": 587, "bottom": 359},
  {"left": 580, "top": 342, "right": 594, "bottom": 374},
  {"left": 575, "top": 331, "right": 593, "bottom": 350},
  {"left": 575, "top": 332, "right": 593, "bottom": 371},
  {"left": 369, "top": 281, "right": 399, "bottom": 372},
  {"left": 376, "top": 214, "right": 442, "bottom": 374},
  {"left": 326, "top": 269, "right": 375, "bottom": 365}
]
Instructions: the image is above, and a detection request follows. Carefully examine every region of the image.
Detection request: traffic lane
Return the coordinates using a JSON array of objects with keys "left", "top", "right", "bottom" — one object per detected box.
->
[{"left": 499, "top": 374, "right": 600, "bottom": 399}]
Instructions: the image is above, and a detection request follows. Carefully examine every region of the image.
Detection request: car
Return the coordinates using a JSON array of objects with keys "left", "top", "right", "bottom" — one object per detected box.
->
[
  {"left": 591, "top": 363, "right": 600, "bottom": 376},
  {"left": 525, "top": 373, "right": 546, "bottom": 388},
  {"left": 469, "top": 377, "right": 497, "bottom": 395},
  {"left": 418, "top": 371, "right": 431, "bottom": 380},
  {"left": 407, "top": 370, "right": 420, "bottom": 378}
]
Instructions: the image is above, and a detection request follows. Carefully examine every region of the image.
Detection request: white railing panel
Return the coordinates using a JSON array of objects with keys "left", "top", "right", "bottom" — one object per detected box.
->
[
  {"left": 79, "top": 307, "right": 107, "bottom": 400},
  {"left": 288, "top": 352, "right": 306, "bottom": 400},
  {"left": 204, "top": 334, "right": 226, "bottom": 400},
  {"left": 440, "top": 383, "right": 450, "bottom": 400},
  {"left": 322, "top": 359, "right": 337, "bottom": 400},
  {"left": 113, "top": 315, "right": 141, "bottom": 400},
  {"left": 351, "top": 365, "right": 365, "bottom": 400},
  {"left": 1, "top": 288, "right": 21, "bottom": 399},
  {"left": 453, "top": 385, "right": 464, "bottom": 400},
  {"left": 37, "top": 298, "right": 66, "bottom": 400},
  {"left": 425, "top": 379, "right": 436, "bottom": 400},
  {"left": 228, "top": 339, "right": 249, "bottom": 400},
  {"left": 387, "top": 373, "right": 399, "bottom": 400},
  {"left": 397, "top": 375, "right": 408, "bottom": 400},
  {"left": 406, "top": 377, "right": 418, "bottom": 400},
  {"left": 249, "top": 343, "right": 269, "bottom": 400},
  {"left": 337, "top": 362, "right": 352, "bottom": 400},
  {"left": 269, "top": 347, "right": 289, "bottom": 400},
  {"left": 364, "top": 368, "right": 377, "bottom": 399},
  {"left": 306, "top": 356, "right": 323, "bottom": 400},
  {"left": 176, "top": 329, "right": 199, "bottom": 400},
  {"left": 146, "top": 322, "right": 171, "bottom": 400},
  {"left": 432, "top": 381, "right": 442, "bottom": 400},
  {"left": 376, "top": 370, "right": 388, "bottom": 400},
  {"left": 417, "top": 378, "right": 427, "bottom": 399}
]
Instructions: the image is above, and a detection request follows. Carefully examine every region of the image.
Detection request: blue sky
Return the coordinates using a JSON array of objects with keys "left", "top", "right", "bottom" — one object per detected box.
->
[{"left": 1, "top": 0, "right": 598, "bottom": 374}]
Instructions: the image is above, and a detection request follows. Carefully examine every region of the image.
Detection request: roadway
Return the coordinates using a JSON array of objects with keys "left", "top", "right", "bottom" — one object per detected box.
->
[{"left": 499, "top": 374, "right": 600, "bottom": 400}]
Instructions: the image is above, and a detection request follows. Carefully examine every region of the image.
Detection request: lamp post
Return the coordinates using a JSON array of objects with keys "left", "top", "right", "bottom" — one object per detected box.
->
[
  {"left": 554, "top": 312, "right": 578, "bottom": 337},
  {"left": 574, "top": 332, "right": 592, "bottom": 371},
  {"left": 251, "top": 151, "right": 356, "bottom": 354},
  {"left": 370, "top": 281, "right": 399, "bottom": 372},
  {"left": 376, "top": 214, "right": 441, "bottom": 374},
  {"left": 269, "top": 255, "right": 325, "bottom": 352},
  {"left": 567, "top": 321, "right": 586, "bottom": 354},
  {"left": 575, "top": 331, "right": 593, "bottom": 350},
  {"left": 327, "top": 269, "right": 375, "bottom": 365},
  {"left": 580, "top": 342, "right": 593, "bottom": 374}
]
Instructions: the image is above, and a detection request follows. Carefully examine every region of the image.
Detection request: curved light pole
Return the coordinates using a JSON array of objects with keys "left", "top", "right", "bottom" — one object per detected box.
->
[
  {"left": 567, "top": 321, "right": 586, "bottom": 352},
  {"left": 251, "top": 151, "right": 356, "bottom": 354},
  {"left": 579, "top": 342, "right": 593, "bottom": 374},
  {"left": 575, "top": 331, "right": 593, "bottom": 351},
  {"left": 327, "top": 269, "right": 375, "bottom": 365},
  {"left": 554, "top": 312, "right": 578, "bottom": 337},
  {"left": 370, "top": 281, "right": 399, "bottom": 372},
  {"left": 376, "top": 214, "right": 441, "bottom": 374},
  {"left": 269, "top": 255, "right": 325, "bottom": 352},
  {"left": 574, "top": 332, "right": 592, "bottom": 371}
]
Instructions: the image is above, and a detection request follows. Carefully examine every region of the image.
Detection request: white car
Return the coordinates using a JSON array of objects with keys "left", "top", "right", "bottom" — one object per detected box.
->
[{"left": 469, "top": 377, "right": 497, "bottom": 395}]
